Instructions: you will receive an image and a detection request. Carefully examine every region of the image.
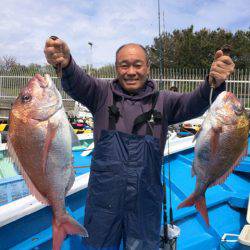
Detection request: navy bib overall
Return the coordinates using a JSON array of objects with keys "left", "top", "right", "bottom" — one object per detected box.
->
[{"left": 83, "top": 92, "right": 163, "bottom": 250}]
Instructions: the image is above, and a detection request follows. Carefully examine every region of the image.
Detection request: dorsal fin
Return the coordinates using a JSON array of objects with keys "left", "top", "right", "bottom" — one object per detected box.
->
[
  {"left": 7, "top": 137, "right": 49, "bottom": 205},
  {"left": 209, "top": 144, "right": 248, "bottom": 188}
]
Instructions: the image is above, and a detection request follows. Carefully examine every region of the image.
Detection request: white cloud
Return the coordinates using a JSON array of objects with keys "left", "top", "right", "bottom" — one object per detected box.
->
[{"left": 0, "top": 0, "right": 249, "bottom": 67}]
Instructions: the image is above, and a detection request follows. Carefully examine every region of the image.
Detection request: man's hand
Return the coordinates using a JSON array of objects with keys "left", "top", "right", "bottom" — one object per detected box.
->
[
  {"left": 209, "top": 50, "right": 235, "bottom": 87},
  {"left": 44, "top": 37, "right": 71, "bottom": 68}
]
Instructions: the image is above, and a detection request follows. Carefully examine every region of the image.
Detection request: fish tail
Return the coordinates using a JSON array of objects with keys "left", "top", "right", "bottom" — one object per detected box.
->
[
  {"left": 195, "top": 197, "right": 209, "bottom": 226},
  {"left": 177, "top": 194, "right": 209, "bottom": 226},
  {"left": 52, "top": 213, "right": 88, "bottom": 250},
  {"left": 177, "top": 193, "right": 196, "bottom": 208}
]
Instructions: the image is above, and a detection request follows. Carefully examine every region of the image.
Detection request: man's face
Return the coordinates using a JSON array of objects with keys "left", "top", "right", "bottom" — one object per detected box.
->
[{"left": 116, "top": 45, "right": 150, "bottom": 92}]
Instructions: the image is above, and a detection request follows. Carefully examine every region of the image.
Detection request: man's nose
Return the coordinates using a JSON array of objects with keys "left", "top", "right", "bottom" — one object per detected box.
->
[{"left": 126, "top": 66, "right": 136, "bottom": 75}]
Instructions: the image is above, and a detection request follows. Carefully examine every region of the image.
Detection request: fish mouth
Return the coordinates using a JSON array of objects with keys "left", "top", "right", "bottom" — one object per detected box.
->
[
  {"left": 44, "top": 74, "right": 53, "bottom": 88},
  {"left": 44, "top": 74, "right": 63, "bottom": 109},
  {"left": 232, "top": 104, "right": 244, "bottom": 116},
  {"left": 30, "top": 74, "right": 63, "bottom": 121},
  {"left": 224, "top": 92, "right": 244, "bottom": 115},
  {"left": 234, "top": 110, "right": 243, "bottom": 116},
  {"left": 35, "top": 102, "right": 62, "bottom": 112}
]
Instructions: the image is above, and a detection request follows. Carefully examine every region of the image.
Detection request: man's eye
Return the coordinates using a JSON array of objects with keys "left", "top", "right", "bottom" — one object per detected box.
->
[
  {"left": 120, "top": 65, "right": 128, "bottom": 69},
  {"left": 134, "top": 64, "right": 142, "bottom": 69}
]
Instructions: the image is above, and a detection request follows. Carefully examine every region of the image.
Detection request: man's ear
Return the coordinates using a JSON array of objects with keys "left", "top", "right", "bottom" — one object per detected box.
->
[{"left": 147, "top": 64, "right": 150, "bottom": 75}]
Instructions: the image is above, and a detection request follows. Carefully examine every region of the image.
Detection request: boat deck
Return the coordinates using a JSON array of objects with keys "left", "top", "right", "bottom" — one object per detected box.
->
[
  {"left": 166, "top": 147, "right": 249, "bottom": 250},
  {"left": 0, "top": 141, "right": 249, "bottom": 249}
]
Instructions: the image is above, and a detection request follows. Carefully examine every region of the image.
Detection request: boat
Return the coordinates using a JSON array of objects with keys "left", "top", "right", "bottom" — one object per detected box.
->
[{"left": 0, "top": 126, "right": 249, "bottom": 249}]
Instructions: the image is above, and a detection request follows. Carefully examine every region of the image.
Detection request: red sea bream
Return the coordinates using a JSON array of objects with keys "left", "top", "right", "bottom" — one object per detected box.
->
[
  {"left": 7, "top": 74, "right": 88, "bottom": 250},
  {"left": 178, "top": 91, "right": 249, "bottom": 225}
]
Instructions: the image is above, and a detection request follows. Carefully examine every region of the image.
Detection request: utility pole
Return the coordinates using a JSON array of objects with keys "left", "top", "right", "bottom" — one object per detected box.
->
[{"left": 88, "top": 42, "right": 93, "bottom": 75}]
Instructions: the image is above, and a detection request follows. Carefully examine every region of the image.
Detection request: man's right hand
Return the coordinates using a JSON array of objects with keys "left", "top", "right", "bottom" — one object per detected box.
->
[{"left": 44, "top": 37, "right": 71, "bottom": 68}]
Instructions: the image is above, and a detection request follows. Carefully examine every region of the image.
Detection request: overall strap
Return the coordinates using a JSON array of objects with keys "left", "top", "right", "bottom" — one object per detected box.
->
[
  {"left": 132, "top": 91, "right": 162, "bottom": 135},
  {"left": 108, "top": 94, "right": 121, "bottom": 130}
]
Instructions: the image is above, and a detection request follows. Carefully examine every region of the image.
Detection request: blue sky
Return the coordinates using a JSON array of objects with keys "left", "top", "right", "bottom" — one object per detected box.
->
[{"left": 0, "top": 0, "right": 249, "bottom": 67}]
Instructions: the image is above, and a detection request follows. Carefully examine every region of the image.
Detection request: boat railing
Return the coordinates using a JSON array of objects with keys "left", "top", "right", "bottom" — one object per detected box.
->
[{"left": 0, "top": 172, "right": 90, "bottom": 228}]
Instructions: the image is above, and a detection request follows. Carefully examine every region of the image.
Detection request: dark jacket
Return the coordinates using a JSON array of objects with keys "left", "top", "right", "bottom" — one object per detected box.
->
[{"left": 62, "top": 58, "right": 225, "bottom": 153}]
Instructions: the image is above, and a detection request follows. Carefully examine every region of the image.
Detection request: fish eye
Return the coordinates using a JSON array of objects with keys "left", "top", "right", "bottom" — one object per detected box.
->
[
  {"left": 21, "top": 94, "right": 32, "bottom": 103},
  {"left": 234, "top": 109, "right": 243, "bottom": 116},
  {"left": 232, "top": 104, "right": 243, "bottom": 116}
]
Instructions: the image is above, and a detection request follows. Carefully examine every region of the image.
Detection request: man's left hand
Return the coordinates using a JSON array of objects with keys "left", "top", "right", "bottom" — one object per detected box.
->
[{"left": 209, "top": 50, "right": 235, "bottom": 88}]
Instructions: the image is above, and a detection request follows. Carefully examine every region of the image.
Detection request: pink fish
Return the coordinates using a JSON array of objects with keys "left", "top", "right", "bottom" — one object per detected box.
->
[
  {"left": 7, "top": 74, "right": 88, "bottom": 249},
  {"left": 178, "top": 91, "right": 249, "bottom": 225}
]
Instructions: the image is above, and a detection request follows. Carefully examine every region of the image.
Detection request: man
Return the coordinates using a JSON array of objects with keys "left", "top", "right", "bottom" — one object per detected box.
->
[{"left": 44, "top": 39, "right": 234, "bottom": 250}]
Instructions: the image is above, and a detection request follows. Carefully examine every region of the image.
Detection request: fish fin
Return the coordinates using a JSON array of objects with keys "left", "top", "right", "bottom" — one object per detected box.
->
[
  {"left": 70, "top": 124, "right": 80, "bottom": 147},
  {"left": 3, "top": 150, "right": 21, "bottom": 175},
  {"left": 209, "top": 144, "right": 248, "bottom": 187},
  {"left": 195, "top": 196, "right": 209, "bottom": 226},
  {"left": 42, "top": 121, "right": 59, "bottom": 174},
  {"left": 210, "top": 127, "right": 222, "bottom": 156},
  {"left": 52, "top": 213, "right": 88, "bottom": 250},
  {"left": 243, "top": 142, "right": 248, "bottom": 157},
  {"left": 7, "top": 138, "right": 49, "bottom": 205},
  {"left": 177, "top": 193, "right": 196, "bottom": 208},
  {"left": 177, "top": 194, "right": 209, "bottom": 226},
  {"left": 209, "top": 167, "right": 234, "bottom": 187}
]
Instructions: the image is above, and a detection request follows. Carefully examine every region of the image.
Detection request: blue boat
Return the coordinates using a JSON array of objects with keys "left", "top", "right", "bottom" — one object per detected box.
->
[{"left": 0, "top": 136, "right": 249, "bottom": 250}]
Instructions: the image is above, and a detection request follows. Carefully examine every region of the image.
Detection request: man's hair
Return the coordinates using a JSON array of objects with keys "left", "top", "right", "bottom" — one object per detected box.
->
[{"left": 115, "top": 43, "right": 149, "bottom": 66}]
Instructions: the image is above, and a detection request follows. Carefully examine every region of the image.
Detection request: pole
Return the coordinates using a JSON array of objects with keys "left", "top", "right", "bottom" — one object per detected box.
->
[
  {"left": 158, "top": 0, "right": 169, "bottom": 246},
  {"left": 88, "top": 42, "right": 93, "bottom": 75},
  {"left": 158, "top": 0, "right": 164, "bottom": 89}
]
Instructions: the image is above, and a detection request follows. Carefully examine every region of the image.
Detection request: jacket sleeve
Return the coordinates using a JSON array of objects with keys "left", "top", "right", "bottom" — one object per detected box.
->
[
  {"left": 61, "top": 57, "right": 108, "bottom": 114},
  {"left": 163, "top": 76, "right": 226, "bottom": 125}
]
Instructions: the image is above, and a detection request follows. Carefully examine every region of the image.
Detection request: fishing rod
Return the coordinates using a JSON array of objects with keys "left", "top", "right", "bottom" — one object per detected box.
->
[
  {"left": 157, "top": 0, "right": 164, "bottom": 86},
  {"left": 157, "top": 0, "right": 175, "bottom": 249}
]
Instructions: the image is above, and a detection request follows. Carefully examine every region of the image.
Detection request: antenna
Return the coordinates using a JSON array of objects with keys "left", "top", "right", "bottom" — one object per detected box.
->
[
  {"left": 163, "top": 11, "right": 166, "bottom": 34},
  {"left": 158, "top": 0, "right": 164, "bottom": 89}
]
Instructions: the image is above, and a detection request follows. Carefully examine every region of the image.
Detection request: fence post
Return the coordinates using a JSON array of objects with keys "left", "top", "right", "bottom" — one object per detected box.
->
[{"left": 0, "top": 76, "right": 2, "bottom": 98}]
